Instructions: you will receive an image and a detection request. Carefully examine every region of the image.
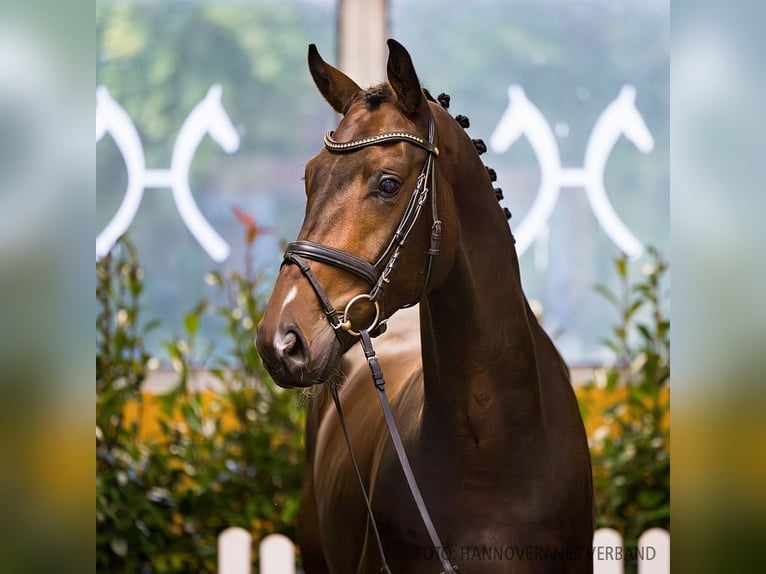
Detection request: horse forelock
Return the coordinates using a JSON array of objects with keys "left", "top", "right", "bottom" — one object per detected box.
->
[{"left": 362, "top": 83, "right": 393, "bottom": 110}]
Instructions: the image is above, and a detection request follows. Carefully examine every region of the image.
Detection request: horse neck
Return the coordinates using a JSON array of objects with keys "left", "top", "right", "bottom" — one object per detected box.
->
[{"left": 418, "top": 121, "right": 546, "bottom": 453}]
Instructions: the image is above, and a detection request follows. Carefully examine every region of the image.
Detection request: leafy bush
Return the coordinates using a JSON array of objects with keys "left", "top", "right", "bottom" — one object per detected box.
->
[
  {"left": 96, "top": 222, "right": 304, "bottom": 573},
  {"left": 580, "top": 247, "right": 670, "bottom": 572},
  {"left": 96, "top": 220, "right": 669, "bottom": 573}
]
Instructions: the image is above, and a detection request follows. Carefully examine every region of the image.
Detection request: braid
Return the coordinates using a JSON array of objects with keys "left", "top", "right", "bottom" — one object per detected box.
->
[
  {"left": 424, "top": 89, "right": 515, "bottom": 230},
  {"left": 472, "top": 139, "right": 487, "bottom": 155},
  {"left": 454, "top": 115, "right": 470, "bottom": 128}
]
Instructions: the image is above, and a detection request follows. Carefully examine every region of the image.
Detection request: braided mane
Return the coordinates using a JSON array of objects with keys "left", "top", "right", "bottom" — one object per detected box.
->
[{"left": 423, "top": 88, "right": 512, "bottom": 222}]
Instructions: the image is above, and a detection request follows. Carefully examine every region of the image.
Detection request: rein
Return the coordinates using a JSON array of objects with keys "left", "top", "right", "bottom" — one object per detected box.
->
[{"left": 281, "top": 113, "right": 457, "bottom": 574}]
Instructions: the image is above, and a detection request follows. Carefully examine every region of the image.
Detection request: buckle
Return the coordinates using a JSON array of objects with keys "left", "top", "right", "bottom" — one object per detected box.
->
[{"left": 339, "top": 294, "right": 381, "bottom": 337}]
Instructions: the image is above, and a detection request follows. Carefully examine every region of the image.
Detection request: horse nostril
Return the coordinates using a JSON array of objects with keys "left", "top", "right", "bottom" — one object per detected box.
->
[
  {"left": 276, "top": 328, "right": 309, "bottom": 374},
  {"left": 278, "top": 331, "right": 301, "bottom": 360}
]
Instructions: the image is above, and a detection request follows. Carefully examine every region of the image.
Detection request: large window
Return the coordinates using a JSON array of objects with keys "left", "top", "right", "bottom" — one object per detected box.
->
[
  {"left": 97, "top": 0, "right": 337, "bottom": 356},
  {"left": 98, "top": 0, "right": 668, "bottom": 366},
  {"left": 391, "top": 0, "right": 669, "bottom": 364}
]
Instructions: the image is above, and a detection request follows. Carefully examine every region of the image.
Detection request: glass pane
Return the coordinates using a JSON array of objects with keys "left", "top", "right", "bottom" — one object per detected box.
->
[
  {"left": 391, "top": 0, "right": 669, "bottom": 365},
  {"left": 97, "top": 0, "right": 337, "bottom": 358}
]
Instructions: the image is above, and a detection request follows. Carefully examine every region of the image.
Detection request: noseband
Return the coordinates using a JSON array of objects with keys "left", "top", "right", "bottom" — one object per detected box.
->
[
  {"left": 283, "top": 113, "right": 441, "bottom": 338},
  {"left": 280, "top": 112, "right": 458, "bottom": 574}
]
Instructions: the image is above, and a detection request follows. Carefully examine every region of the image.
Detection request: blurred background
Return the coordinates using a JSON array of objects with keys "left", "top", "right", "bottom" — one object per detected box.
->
[
  {"left": 96, "top": 0, "right": 668, "bottom": 367},
  {"left": 3, "top": 0, "right": 766, "bottom": 572},
  {"left": 94, "top": 1, "right": 672, "bottom": 572}
]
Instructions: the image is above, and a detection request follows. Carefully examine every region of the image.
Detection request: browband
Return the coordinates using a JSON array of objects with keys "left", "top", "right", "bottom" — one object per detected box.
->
[{"left": 324, "top": 130, "right": 439, "bottom": 156}]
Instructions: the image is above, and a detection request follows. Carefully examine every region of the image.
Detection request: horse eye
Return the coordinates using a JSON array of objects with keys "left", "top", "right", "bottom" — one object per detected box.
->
[{"left": 378, "top": 177, "right": 401, "bottom": 196}]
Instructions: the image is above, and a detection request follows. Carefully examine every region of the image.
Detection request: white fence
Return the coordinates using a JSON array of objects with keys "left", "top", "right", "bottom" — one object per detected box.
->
[
  {"left": 218, "top": 529, "right": 295, "bottom": 574},
  {"left": 218, "top": 527, "right": 669, "bottom": 574}
]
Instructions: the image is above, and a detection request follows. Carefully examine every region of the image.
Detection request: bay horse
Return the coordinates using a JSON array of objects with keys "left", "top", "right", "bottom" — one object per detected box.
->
[{"left": 256, "top": 40, "right": 593, "bottom": 573}]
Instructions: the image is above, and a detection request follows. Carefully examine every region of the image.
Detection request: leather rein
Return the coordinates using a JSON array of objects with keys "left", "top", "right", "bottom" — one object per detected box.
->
[{"left": 281, "top": 113, "right": 458, "bottom": 574}]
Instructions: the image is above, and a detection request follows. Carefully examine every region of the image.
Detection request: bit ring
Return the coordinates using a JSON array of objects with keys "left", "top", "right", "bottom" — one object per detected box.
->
[{"left": 340, "top": 294, "right": 381, "bottom": 336}]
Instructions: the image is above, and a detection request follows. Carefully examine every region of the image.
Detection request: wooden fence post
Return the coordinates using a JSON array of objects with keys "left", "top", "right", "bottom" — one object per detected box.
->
[
  {"left": 593, "top": 528, "right": 624, "bottom": 574},
  {"left": 218, "top": 527, "right": 252, "bottom": 574},
  {"left": 217, "top": 527, "right": 667, "bottom": 573},
  {"left": 259, "top": 533, "right": 296, "bottom": 574},
  {"left": 638, "top": 528, "right": 670, "bottom": 574}
]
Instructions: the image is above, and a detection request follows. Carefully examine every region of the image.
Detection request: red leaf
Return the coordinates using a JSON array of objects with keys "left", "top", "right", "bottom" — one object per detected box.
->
[{"left": 231, "top": 205, "right": 275, "bottom": 245}]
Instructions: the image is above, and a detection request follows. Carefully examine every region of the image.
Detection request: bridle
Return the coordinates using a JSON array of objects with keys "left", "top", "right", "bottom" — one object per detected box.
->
[
  {"left": 280, "top": 111, "right": 458, "bottom": 574},
  {"left": 283, "top": 113, "right": 441, "bottom": 339}
]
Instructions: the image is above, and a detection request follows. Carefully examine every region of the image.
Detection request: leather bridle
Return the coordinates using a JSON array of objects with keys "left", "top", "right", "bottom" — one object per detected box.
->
[
  {"left": 280, "top": 112, "right": 458, "bottom": 574},
  {"left": 283, "top": 113, "right": 442, "bottom": 339}
]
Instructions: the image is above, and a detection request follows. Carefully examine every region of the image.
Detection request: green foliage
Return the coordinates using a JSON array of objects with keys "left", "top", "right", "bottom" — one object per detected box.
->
[
  {"left": 96, "top": 224, "right": 669, "bottom": 573},
  {"left": 96, "top": 0, "right": 334, "bottom": 162},
  {"left": 96, "top": 231, "right": 304, "bottom": 573},
  {"left": 582, "top": 247, "right": 670, "bottom": 573}
]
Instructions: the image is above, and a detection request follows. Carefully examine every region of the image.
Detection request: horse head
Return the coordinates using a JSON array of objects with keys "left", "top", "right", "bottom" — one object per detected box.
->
[
  {"left": 612, "top": 84, "right": 654, "bottom": 153},
  {"left": 255, "top": 43, "right": 595, "bottom": 573},
  {"left": 256, "top": 40, "right": 457, "bottom": 389}
]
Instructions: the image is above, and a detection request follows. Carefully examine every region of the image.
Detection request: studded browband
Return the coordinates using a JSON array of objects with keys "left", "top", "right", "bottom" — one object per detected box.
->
[{"left": 324, "top": 130, "right": 439, "bottom": 156}]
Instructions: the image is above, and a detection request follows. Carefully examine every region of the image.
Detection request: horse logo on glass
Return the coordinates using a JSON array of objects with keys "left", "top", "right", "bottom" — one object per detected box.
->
[
  {"left": 490, "top": 84, "right": 654, "bottom": 261},
  {"left": 96, "top": 84, "right": 240, "bottom": 262},
  {"left": 96, "top": 83, "right": 652, "bottom": 263}
]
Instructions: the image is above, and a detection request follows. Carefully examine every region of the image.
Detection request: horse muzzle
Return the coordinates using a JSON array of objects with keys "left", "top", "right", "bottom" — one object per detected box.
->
[{"left": 256, "top": 316, "right": 344, "bottom": 389}]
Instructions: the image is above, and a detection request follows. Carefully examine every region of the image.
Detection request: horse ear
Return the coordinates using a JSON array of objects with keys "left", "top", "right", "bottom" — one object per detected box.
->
[
  {"left": 386, "top": 39, "right": 427, "bottom": 118},
  {"left": 308, "top": 44, "right": 361, "bottom": 115}
]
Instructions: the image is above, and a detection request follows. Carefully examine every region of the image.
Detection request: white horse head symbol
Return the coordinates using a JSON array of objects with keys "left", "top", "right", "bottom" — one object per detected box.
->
[
  {"left": 580, "top": 84, "right": 655, "bottom": 259},
  {"left": 489, "top": 85, "right": 534, "bottom": 153},
  {"left": 97, "top": 84, "right": 240, "bottom": 262},
  {"left": 610, "top": 85, "right": 654, "bottom": 153},
  {"left": 488, "top": 85, "right": 563, "bottom": 258},
  {"left": 96, "top": 86, "right": 108, "bottom": 141},
  {"left": 489, "top": 83, "right": 653, "bottom": 260},
  {"left": 198, "top": 84, "right": 240, "bottom": 154},
  {"left": 489, "top": 84, "right": 562, "bottom": 178},
  {"left": 96, "top": 86, "right": 148, "bottom": 259}
]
